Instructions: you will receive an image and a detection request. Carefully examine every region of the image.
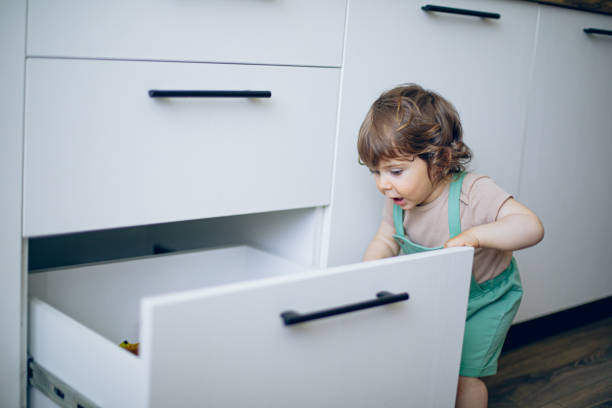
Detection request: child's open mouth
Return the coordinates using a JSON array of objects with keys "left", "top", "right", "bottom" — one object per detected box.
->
[{"left": 392, "top": 197, "right": 406, "bottom": 206}]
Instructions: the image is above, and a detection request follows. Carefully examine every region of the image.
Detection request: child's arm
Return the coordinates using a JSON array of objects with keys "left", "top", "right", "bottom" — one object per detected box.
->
[
  {"left": 363, "top": 221, "right": 400, "bottom": 261},
  {"left": 444, "top": 198, "right": 544, "bottom": 251}
]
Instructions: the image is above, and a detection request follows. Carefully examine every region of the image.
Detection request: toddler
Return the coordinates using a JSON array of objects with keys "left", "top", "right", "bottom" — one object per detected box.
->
[{"left": 357, "top": 84, "right": 544, "bottom": 408}]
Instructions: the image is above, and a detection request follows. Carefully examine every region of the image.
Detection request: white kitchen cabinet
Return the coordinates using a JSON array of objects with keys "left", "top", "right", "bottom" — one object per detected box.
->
[
  {"left": 24, "top": 58, "right": 340, "bottom": 237},
  {"left": 19, "top": 0, "right": 357, "bottom": 403},
  {"left": 515, "top": 5, "right": 612, "bottom": 322},
  {"left": 323, "top": 0, "right": 539, "bottom": 267},
  {"left": 28, "top": 246, "right": 473, "bottom": 407},
  {"left": 27, "top": 0, "right": 347, "bottom": 67}
]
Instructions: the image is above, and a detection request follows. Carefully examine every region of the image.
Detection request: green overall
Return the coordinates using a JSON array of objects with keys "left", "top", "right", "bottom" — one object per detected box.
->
[{"left": 392, "top": 172, "right": 523, "bottom": 377}]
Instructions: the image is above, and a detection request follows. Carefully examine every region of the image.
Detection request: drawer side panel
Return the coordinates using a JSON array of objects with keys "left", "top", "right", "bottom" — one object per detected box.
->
[{"left": 28, "top": 299, "right": 146, "bottom": 407}]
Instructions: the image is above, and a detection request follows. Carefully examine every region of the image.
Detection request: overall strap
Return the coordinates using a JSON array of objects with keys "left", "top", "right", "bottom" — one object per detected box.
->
[
  {"left": 448, "top": 172, "right": 481, "bottom": 296},
  {"left": 393, "top": 203, "right": 405, "bottom": 236},
  {"left": 448, "top": 172, "right": 466, "bottom": 239}
]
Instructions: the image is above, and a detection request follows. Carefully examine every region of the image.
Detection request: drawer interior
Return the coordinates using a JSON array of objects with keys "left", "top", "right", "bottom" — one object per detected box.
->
[{"left": 29, "top": 246, "right": 308, "bottom": 347}]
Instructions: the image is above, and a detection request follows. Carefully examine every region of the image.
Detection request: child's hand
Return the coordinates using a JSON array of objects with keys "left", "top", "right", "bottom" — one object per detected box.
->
[
  {"left": 444, "top": 230, "right": 480, "bottom": 248},
  {"left": 444, "top": 199, "right": 544, "bottom": 251}
]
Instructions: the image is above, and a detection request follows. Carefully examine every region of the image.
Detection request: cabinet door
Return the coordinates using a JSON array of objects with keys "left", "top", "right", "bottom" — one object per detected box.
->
[
  {"left": 24, "top": 59, "right": 339, "bottom": 236},
  {"left": 324, "top": 0, "right": 538, "bottom": 266},
  {"left": 515, "top": 6, "right": 612, "bottom": 321},
  {"left": 141, "top": 248, "right": 473, "bottom": 407}
]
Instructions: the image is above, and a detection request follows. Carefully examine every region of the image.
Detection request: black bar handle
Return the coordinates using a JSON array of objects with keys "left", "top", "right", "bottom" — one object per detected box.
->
[
  {"left": 148, "top": 90, "right": 272, "bottom": 98},
  {"left": 584, "top": 28, "right": 612, "bottom": 36},
  {"left": 422, "top": 4, "right": 500, "bottom": 19},
  {"left": 280, "top": 291, "right": 409, "bottom": 326}
]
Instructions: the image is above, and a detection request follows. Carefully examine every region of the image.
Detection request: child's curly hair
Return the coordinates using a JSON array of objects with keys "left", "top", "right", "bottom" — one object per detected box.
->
[{"left": 357, "top": 83, "right": 472, "bottom": 184}]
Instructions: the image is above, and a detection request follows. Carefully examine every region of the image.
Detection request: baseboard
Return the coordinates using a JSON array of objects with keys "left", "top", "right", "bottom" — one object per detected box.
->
[{"left": 502, "top": 295, "right": 612, "bottom": 353}]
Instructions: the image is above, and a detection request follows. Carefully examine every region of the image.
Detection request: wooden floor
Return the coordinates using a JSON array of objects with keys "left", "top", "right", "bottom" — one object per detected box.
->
[{"left": 483, "top": 316, "right": 612, "bottom": 408}]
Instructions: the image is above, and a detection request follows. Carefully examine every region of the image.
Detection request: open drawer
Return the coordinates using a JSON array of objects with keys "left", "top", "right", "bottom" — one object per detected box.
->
[{"left": 28, "top": 246, "right": 473, "bottom": 407}]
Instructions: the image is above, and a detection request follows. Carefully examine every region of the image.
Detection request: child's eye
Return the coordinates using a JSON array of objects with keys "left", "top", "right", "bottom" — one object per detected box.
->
[
  {"left": 390, "top": 169, "right": 403, "bottom": 176},
  {"left": 369, "top": 168, "right": 380, "bottom": 175}
]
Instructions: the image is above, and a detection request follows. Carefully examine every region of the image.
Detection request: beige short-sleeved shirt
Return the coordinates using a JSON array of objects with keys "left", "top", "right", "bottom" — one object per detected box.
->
[{"left": 382, "top": 172, "right": 513, "bottom": 283}]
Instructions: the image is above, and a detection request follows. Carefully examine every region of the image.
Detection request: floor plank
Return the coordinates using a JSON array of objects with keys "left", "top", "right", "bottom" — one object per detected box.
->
[
  {"left": 554, "top": 376, "right": 612, "bottom": 408},
  {"left": 484, "top": 316, "right": 612, "bottom": 407}
]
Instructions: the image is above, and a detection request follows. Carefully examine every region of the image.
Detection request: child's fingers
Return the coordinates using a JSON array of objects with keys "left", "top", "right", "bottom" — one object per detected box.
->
[
  {"left": 444, "top": 237, "right": 464, "bottom": 248},
  {"left": 444, "top": 232, "right": 480, "bottom": 248},
  {"left": 444, "top": 239, "right": 456, "bottom": 248}
]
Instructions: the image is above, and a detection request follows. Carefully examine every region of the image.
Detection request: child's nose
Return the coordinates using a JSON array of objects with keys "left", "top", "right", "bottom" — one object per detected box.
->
[{"left": 376, "top": 174, "right": 392, "bottom": 192}]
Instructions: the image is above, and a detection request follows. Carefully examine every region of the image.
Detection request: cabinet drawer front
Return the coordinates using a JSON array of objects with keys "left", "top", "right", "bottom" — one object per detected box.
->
[
  {"left": 24, "top": 59, "right": 339, "bottom": 237},
  {"left": 403, "top": 0, "right": 539, "bottom": 196},
  {"left": 27, "top": 0, "right": 346, "bottom": 67},
  {"left": 142, "top": 248, "right": 473, "bottom": 407},
  {"left": 326, "top": 0, "right": 540, "bottom": 266},
  {"left": 516, "top": 7, "right": 612, "bottom": 321}
]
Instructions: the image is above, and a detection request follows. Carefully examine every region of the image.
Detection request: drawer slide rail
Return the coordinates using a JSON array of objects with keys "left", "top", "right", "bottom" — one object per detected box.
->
[{"left": 28, "top": 357, "right": 100, "bottom": 408}]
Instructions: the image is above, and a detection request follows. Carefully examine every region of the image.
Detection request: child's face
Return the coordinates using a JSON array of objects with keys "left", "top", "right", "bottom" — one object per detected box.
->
[{"left": 370, "top": 157, "right": 443, "bottom": 210}]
